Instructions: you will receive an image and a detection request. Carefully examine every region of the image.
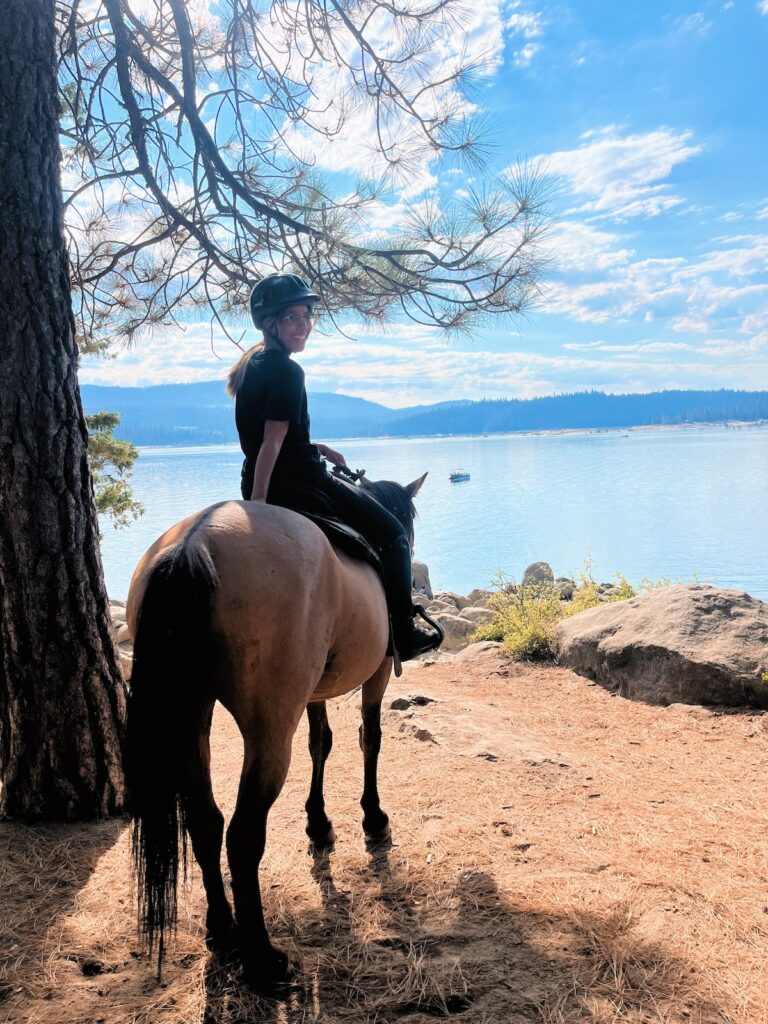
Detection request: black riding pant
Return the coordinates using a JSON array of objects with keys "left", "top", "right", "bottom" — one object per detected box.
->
[{"left": 266, "top": 473, "right": 405, "bottom": 555}]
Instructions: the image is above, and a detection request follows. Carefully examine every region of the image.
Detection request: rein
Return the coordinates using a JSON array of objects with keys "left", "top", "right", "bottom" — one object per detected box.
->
[{"left": 331, "top": 464, "right": 367, "bottom": 484}]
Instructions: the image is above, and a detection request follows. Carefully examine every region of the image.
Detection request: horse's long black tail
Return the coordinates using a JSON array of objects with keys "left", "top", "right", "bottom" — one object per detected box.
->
[{"left": 125, "top": 536, "right": 218, "bottom": 971}]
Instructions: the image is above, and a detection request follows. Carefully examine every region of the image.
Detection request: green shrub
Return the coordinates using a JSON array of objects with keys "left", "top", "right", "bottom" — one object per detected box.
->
[
  {"left": 472, "top": 562, "right": 647, "bottom": 662},
  {"left": 473, "top": 582, "right": 564, "bottom": 660}
]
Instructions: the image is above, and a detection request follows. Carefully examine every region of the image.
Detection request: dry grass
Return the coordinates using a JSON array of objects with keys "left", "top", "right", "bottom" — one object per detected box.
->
[{"left": 2, "top": 651, "right": 768, "bottom": 1023}]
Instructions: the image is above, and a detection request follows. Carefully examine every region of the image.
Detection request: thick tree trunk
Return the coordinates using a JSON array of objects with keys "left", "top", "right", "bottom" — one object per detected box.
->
[{"left": 0, "top": 2, "right": 127, "bottom": 818}]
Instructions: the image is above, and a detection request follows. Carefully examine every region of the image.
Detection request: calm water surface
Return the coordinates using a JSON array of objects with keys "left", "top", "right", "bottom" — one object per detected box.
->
[{"left": 99, "top": 425, "right": 768, "bottom": 600}]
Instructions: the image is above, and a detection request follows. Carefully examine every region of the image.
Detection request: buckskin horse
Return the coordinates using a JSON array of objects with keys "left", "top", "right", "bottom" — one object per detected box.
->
[{"left": 125, "top": 472, "right": 433, "bottom": 987}]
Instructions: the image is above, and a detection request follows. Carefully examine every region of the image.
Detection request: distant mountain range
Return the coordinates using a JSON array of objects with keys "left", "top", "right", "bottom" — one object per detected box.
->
[{"left": 79, "top": 382, "right": 768, "bottom": 447}]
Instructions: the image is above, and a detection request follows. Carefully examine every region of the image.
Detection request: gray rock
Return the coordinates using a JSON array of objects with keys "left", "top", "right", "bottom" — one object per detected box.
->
[
  {"left": 115, "top": 622, "right": 132, "bottom": 644},
  {"left": 522, "top": 562, "right": 555, "bottom": 587},
  {"left": 466, "top": 588, "right": 493, "bottom": 608},
  {"left": 433, "top": 590, "right": 475, "bottom": 610},
  {"left": 431, "top": 612, "right": 478, "bottom": 651},
  {"left": 460, "top": 606, "right": 497, "bottom": 625},
  {"left": 452, "top": 641, "right": 504, "bottom": 663},
  {"left": 412, "top": 560, "right": 433, "bottom": 599},
  {"left": 118, "top": 651, "right": 133, "bottom": 681},
  {"left": 390, "top": 694, "right": 437, "bottom": 710},
  {"left": 390, "top": 696, "right": 413, "bottom": 710},
  {"left": 555, "top": 584, "right": 768, "bottom": 708}
]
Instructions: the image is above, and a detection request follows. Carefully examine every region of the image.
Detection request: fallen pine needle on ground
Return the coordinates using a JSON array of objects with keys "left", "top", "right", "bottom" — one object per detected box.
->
[{"left": 2, "top": 647, "right": 767, "bottom": 1023}]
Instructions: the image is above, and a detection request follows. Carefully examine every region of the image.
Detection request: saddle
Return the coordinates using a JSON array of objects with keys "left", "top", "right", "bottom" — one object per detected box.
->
[
  {"left": 301, "top": 509, "right": 386, "bottom": 579},
  {"left": 269, "top": 473, "right": 443, "bottom": 676}
]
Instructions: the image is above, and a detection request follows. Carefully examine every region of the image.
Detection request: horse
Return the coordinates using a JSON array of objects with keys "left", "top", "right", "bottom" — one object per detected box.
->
[{"left": 124, "top": 472, "right": 429, "bottom": 988}]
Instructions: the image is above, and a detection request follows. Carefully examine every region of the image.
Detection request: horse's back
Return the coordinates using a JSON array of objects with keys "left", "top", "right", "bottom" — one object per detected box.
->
[{"left": 127, "top": 500, "right": 389, "bottom": 709}]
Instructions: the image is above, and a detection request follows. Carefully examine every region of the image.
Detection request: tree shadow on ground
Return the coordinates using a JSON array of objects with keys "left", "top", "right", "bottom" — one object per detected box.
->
[
  {"left": 201, "top": 843, "right": 731, "bottom": 1024},
  {"left": 0, "top": 818, "right": 127, "bottom": 1020}
]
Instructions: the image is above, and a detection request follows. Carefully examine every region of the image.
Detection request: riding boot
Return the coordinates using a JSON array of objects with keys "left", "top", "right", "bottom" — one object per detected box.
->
[{"left": 379, "top": 535, "right": 443, "bottom": 662}]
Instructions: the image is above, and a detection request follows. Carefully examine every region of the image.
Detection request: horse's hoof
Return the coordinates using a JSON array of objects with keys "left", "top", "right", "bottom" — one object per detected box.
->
[
  {"left": 205, "top": 906, "right": 237, "bottom": 955},
  {"left": 306, "top": 822, "right": 336, "bottom": 851},
  {"left": 363, "top": 812, "right": 391, "bottom": 844},
  {"left": 364, "top": 824, "right": 392, "bottom": 852},
  {"left": 239, "top": 944, "right": 294, "bottom": 991}
]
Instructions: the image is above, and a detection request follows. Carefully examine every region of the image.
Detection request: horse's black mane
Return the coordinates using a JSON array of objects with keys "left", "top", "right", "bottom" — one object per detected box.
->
[{"left": 362, "top": 479, "right": 417, "bottom": 529}]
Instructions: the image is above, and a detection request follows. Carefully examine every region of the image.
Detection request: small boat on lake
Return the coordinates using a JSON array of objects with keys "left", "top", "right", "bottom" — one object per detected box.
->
[{"left": 449, "top": 469, "right": 471, "bottom": 483}]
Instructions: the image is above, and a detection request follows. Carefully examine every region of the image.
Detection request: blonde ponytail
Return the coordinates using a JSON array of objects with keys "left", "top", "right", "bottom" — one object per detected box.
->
[{"left": 226, "top": 343, "right": 263, "bottom": 397}]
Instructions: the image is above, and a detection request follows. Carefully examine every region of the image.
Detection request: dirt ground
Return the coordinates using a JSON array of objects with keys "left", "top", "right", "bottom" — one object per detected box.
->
[{"left": 2, "top": 646, "right": 768, "bottom": 1024}]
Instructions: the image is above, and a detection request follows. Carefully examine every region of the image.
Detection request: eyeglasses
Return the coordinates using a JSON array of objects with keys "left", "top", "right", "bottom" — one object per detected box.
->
[{"left": 278, "top": 313, "right": 316, "bottom": 329}]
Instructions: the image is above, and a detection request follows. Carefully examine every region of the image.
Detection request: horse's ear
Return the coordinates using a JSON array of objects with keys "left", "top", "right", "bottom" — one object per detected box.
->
[{"left": 404, "top": 472, "right": 428, "bottom": 498}]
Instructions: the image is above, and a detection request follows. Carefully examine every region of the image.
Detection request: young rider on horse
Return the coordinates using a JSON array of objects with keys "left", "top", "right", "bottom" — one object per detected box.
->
[{"left": 227, "top": 272, "right": 443, "bottom": 662}]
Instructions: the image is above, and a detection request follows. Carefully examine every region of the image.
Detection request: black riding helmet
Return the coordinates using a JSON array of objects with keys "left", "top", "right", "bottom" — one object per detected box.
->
[{"left": 249, "top": 273, "right": 320, "bottom": 329}]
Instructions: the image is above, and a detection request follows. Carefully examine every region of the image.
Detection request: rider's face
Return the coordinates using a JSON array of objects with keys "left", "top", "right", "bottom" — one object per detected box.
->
[{"left": 273, "top": 303, "right": 314, "bottom": 353}]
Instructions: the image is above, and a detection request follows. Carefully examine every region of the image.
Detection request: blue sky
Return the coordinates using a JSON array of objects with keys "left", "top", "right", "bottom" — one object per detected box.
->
[{"left": 78, "top": 0, "right": 768, "bottom": 406}]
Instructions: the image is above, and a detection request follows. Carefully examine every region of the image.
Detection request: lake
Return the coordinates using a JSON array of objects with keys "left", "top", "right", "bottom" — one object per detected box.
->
[{"left": 99, "top": 424, "right": 768, "bottom": 601}]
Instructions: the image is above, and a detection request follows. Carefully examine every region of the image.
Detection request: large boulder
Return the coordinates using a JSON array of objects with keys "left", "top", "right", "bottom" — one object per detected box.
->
[
  {"left": 522, "top": 561, "right": 554, "bottom": 588},
  {"left": 555, "top": 584, "right": 768, "bottom": 708},
  {"left": 433, "top": 590, "right": 472, "bottom": 610},
  {"left": 430, "top": 612, "right": 478, "bottom": 651},
  {"left": 412, "top": 560, "right": 433, "bottom": 599},
  {"left": 459, "top": 606, "right": 497, "bottom": 625}
]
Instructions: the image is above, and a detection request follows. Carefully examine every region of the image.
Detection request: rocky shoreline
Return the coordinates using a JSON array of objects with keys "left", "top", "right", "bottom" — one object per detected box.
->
[
  {"left": 109, "top": 559, "right": 768, "bottom": 711},
  {"left": 411, "top": 558, "right": 629, "bottom": 653},
  {"left": 108, "top": 559, "right": 630, "bottom": 674}
]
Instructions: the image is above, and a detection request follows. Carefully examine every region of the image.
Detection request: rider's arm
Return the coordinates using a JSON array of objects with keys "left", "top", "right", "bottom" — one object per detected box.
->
[
  {"left": 315, "top": 443, "right": 347, "bottom": 468},
  {"left": 250, "top": 419, "right": 289, "bottom": 502}
]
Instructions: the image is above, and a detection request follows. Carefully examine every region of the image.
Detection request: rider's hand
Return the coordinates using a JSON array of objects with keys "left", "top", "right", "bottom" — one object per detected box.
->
[{"left": 317, "top": 444, "right": 347, "bottom": 468}]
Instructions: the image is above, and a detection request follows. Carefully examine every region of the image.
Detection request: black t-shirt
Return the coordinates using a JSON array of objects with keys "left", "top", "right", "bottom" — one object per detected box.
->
[{"left": 236, "top": 348, "right": 326, "bottom": 497}]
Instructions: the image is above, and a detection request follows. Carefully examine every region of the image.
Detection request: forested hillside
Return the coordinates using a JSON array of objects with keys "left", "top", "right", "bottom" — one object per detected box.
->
[
  {"left": 381, "top": 390, "right": 768, "bottom": 436},
  {"left": 80, "top": 384, "right": 768, "bottom": 446}
]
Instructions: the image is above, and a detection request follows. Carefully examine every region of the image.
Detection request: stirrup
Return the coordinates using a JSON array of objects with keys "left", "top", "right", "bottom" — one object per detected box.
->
[
  {"left": 412, "top": 603, "right": 445, "bottom": 647},
  {"left": 396, "top": 604, "right": 445, "bottom": 663}
]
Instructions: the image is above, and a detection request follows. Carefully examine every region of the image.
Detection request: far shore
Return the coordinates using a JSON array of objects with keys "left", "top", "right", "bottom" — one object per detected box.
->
[{"left": 132, "top": 417, "right": 768, "bottom": 451}]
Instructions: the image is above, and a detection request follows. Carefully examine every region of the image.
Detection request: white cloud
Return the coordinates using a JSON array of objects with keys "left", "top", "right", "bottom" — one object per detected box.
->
[
  {"left": 541, "top": 217, "right": 768, "bottom": 341},
  {"left": 546, "top": 221, "right": 634, "bottom": 272},
  {"left": 700, "top": 332, "right": 768, "bottom": 356},
  {"left": 670, "top": 316, "right": 709, "bottom": 333},
  {"left": 540, "top": 127, "right": 702, "bottom": 221},
  {"left": 758, "top": 1, "right": 768, "bottom": 14},
  {"left": 506, "top": 10, "right": 544, "bottom": 38},
  {"left": 693, "top": 234, "right": 768, "bottom": 277},
  {"left": 562, "top": 340, "right": 694, "bottom": 354},
  {"left": 677, "top": 12, "right": 713, "bottom": 36},
  {"left": 513, "top": 43, "right": 540, "bottom": 67},
  {"left": 78, "top": 311, "right": 768, "bottom": 404},
  {"left": 507, "top": 4, "right": 544, "bottom": 66}
]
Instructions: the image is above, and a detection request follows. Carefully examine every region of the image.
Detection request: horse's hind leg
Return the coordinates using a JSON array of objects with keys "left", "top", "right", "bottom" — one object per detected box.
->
[
  {"left": 226, "top": 741, "right": 292, "bottom": 987},
  {"left": 181, "top": 704, "right": 234, "bottom": 951},
  {"left": 304, "top": 702, "right": 336, "bottom": 849},
  {"left": 359, "top": 659, "right": 393, "bottom": 843}
]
